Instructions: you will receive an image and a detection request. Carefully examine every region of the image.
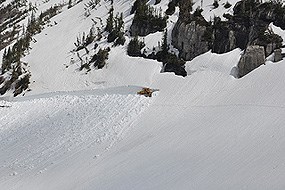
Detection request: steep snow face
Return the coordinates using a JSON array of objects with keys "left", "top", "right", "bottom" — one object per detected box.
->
[
  {"left": 19, "top": 0, "right": 163, "bottom": 95},
  {"left": 185, "top": 48, "right": 242, "bottom": 76}
]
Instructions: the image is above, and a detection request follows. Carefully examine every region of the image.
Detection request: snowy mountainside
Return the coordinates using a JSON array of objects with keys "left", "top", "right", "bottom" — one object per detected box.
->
[
  {"left": 0, "top": 0, "right": 244, "bottom": 96},
  {"left": 2, "top": 48, "right": 285, "bottom": 189},
  {"left": 1, "top": 0, "right": 285, "bottom": 189}
]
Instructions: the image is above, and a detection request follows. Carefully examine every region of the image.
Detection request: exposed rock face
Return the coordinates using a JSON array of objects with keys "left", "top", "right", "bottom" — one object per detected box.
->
[
  {"left": 172, "top": 0, "right": 284, "bottom": 63},
  {"left": 130, "top": 20, "right": 166, "bottom": 36},
  {"left": 266, "top": 43, "right": 277, "bottom": 56},
  {"left": 212, "top": 0, "right": 283, "bottom": 55},
  {"left": 274, "top": 49, "right": 282, "bottom": 62},
  {"left": 172, "top": 19, "right": 210, "bottom": 61},
  {"left": 178, "top": 0, "right": 193, "bottom": 22},
  {"left": 252, "top": 30, "right": 282, "bottom": 56},
  {"left": 212, "top": 27, "right": 236, "bottom": 53},
  {"left": 238, "top": 45, "right": 265, "bottom": 78},
  {"left": 171, "top": 0, "right": 284, "bottom": 62}
]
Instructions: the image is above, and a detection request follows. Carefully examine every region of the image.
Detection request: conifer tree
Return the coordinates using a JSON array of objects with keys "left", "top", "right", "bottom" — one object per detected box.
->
[
  {"left": 1, "top": 49, "right": 7, "bottom": 74},
  {"left": 107, "top": 12, "right": 125, "bottom": 45},
  {"left": 179, "top": 0, "right": 193, "bottom": 21},
  {"left": 127, "top": 36, "right": 145, "bottom": 56},
  {"left": 130, "top": 0, "right": 167, "bottom": 36},
  {"left": 105, "top": 6, "right": 114, "bottom": 32},
  {"left": 161, "top": 29, "right": 169, "bottom": 55},
  {"left": 68, "top": 0, "right": 72, "bottom": 9}
]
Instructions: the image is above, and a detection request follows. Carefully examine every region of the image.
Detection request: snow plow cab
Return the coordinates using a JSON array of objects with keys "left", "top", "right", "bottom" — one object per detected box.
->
[{"left": 137, "top": 88, "right": 156, "bottom": 97}]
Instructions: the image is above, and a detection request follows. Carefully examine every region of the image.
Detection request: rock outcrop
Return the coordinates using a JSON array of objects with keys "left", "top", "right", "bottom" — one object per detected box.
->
[
  {"left": 212, "top": 26, "right": 236, "bottom": 53},
  {"left": 237, "top": 45, "right": 265, "bottom": 78},
  {"left": 130, "top": 20, "right": 166, "bottom": 36},
  {"left": 172, "top": 19, "right": 210, "bottom": 61},
  {"left": 172, "top": 0, "right": 283, "bottom": 61},
  {"left": 211, "top": 0, "right": 284, "bottom": 57},
  {"left": 251, "top": 29, "right": 283, "bottom": 56},
  {"left": 274, "top": 49, "right": 282, "bottom": 62},
  {"left": 266, "top": 43, "right": 277, "bottom": 56}
]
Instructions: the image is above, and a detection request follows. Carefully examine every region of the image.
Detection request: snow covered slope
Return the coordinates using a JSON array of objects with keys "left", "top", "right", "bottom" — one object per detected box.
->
[
  {"left": 0, "top": 86, "right": 152, "bottom": 189},
  {"left": 2, "top": 46, "right": 285, "bottom": 189},
  {"left": 1, "top": 0, "right": 285, "bottom": 189}
]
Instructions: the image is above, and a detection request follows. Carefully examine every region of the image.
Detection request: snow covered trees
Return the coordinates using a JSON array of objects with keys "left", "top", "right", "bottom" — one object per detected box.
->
[
  {"left": 105, "top": 6, "right": 114, "bottom": 33},
  {"left": 74, "top": 26, "right": 96, "bottom": 51},
  {"left": 130, "top": 0, "right": 167, "bottom": 36},
  {"left": 107, "top": 13, "right": 126, "bottom": 46},
  {"left": 0, "top": 4, "right": 62, "bottom": 96},
  {"left": 90, "top": 48, "right": 110, "bottom": 69},
  {"left": 105, "top": 6, "right": 125, "bottom": 46},
  {"left": 127, "top": 36, "right": 145, "bottom": 57}
]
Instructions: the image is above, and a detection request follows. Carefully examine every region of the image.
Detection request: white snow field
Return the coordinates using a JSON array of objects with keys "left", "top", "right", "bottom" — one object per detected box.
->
[
  {"left": 2, "top": 49, "right": 285, "bottom": 189},
  {"left": 1, "top": 0, "right": 285, "bottom": 189},
  {"left": 0, "top": 87, "right": 153, "bottom": 189}
]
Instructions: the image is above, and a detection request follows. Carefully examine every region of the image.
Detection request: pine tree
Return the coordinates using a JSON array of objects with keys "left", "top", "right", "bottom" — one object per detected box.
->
[
  {"left": 161, "top": 29, "right": 169, "bottom": 55},
  {"left": 127, "top": 36, "right": 145, "bottom": 56},
  {"left": 179, "top": 0, "right": 193, "bottom": 21},
  {"left": 2, "top": 47, "right": 12, "bottom": 73},
  {"left": 130, "top": 0, "right": 167, "bottom": 36},
  {"left": 68, "top": 0, "right": 72, "bottom": 9},
  {"left": 1, "top": 48, "right": 7, "bottom": 74},
  {"left": 107, "top": 12, "right": 125, "bottom": 45},
  {"left": 117, "top": 13, "right": 124, "bottom": 33},
  {"left": 105, "top": 6, "right": 114, "bottom": 32}
]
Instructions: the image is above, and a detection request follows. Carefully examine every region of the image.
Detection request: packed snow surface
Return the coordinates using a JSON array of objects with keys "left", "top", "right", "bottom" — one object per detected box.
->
[
  {"left": 0, "top": 86, "right": 152, "bottom": 189},
  {"left": 1, "top": 0, "right": 285, "bottom": 189}
]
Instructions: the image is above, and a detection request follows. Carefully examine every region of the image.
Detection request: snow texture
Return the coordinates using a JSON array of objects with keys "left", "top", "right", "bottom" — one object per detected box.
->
[{"left": 1, "top": 0, "right": 285, "bottom": 189}]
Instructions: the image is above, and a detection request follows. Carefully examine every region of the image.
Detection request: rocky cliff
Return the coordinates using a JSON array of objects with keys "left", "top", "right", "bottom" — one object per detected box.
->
[
  {"left": 171, "top": 0, "right": 283, "bottom": 79},
  {"left": 237, "top": 45, "right": 265, "bottom": 78},
  {"left": 172, "top": 19, "right": 210, "bottom": 61}
]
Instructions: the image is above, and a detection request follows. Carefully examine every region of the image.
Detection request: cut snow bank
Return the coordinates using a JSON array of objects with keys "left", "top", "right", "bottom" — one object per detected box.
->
[{"left": 185, "top": 48, "right": 242, "bottom": 76}]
